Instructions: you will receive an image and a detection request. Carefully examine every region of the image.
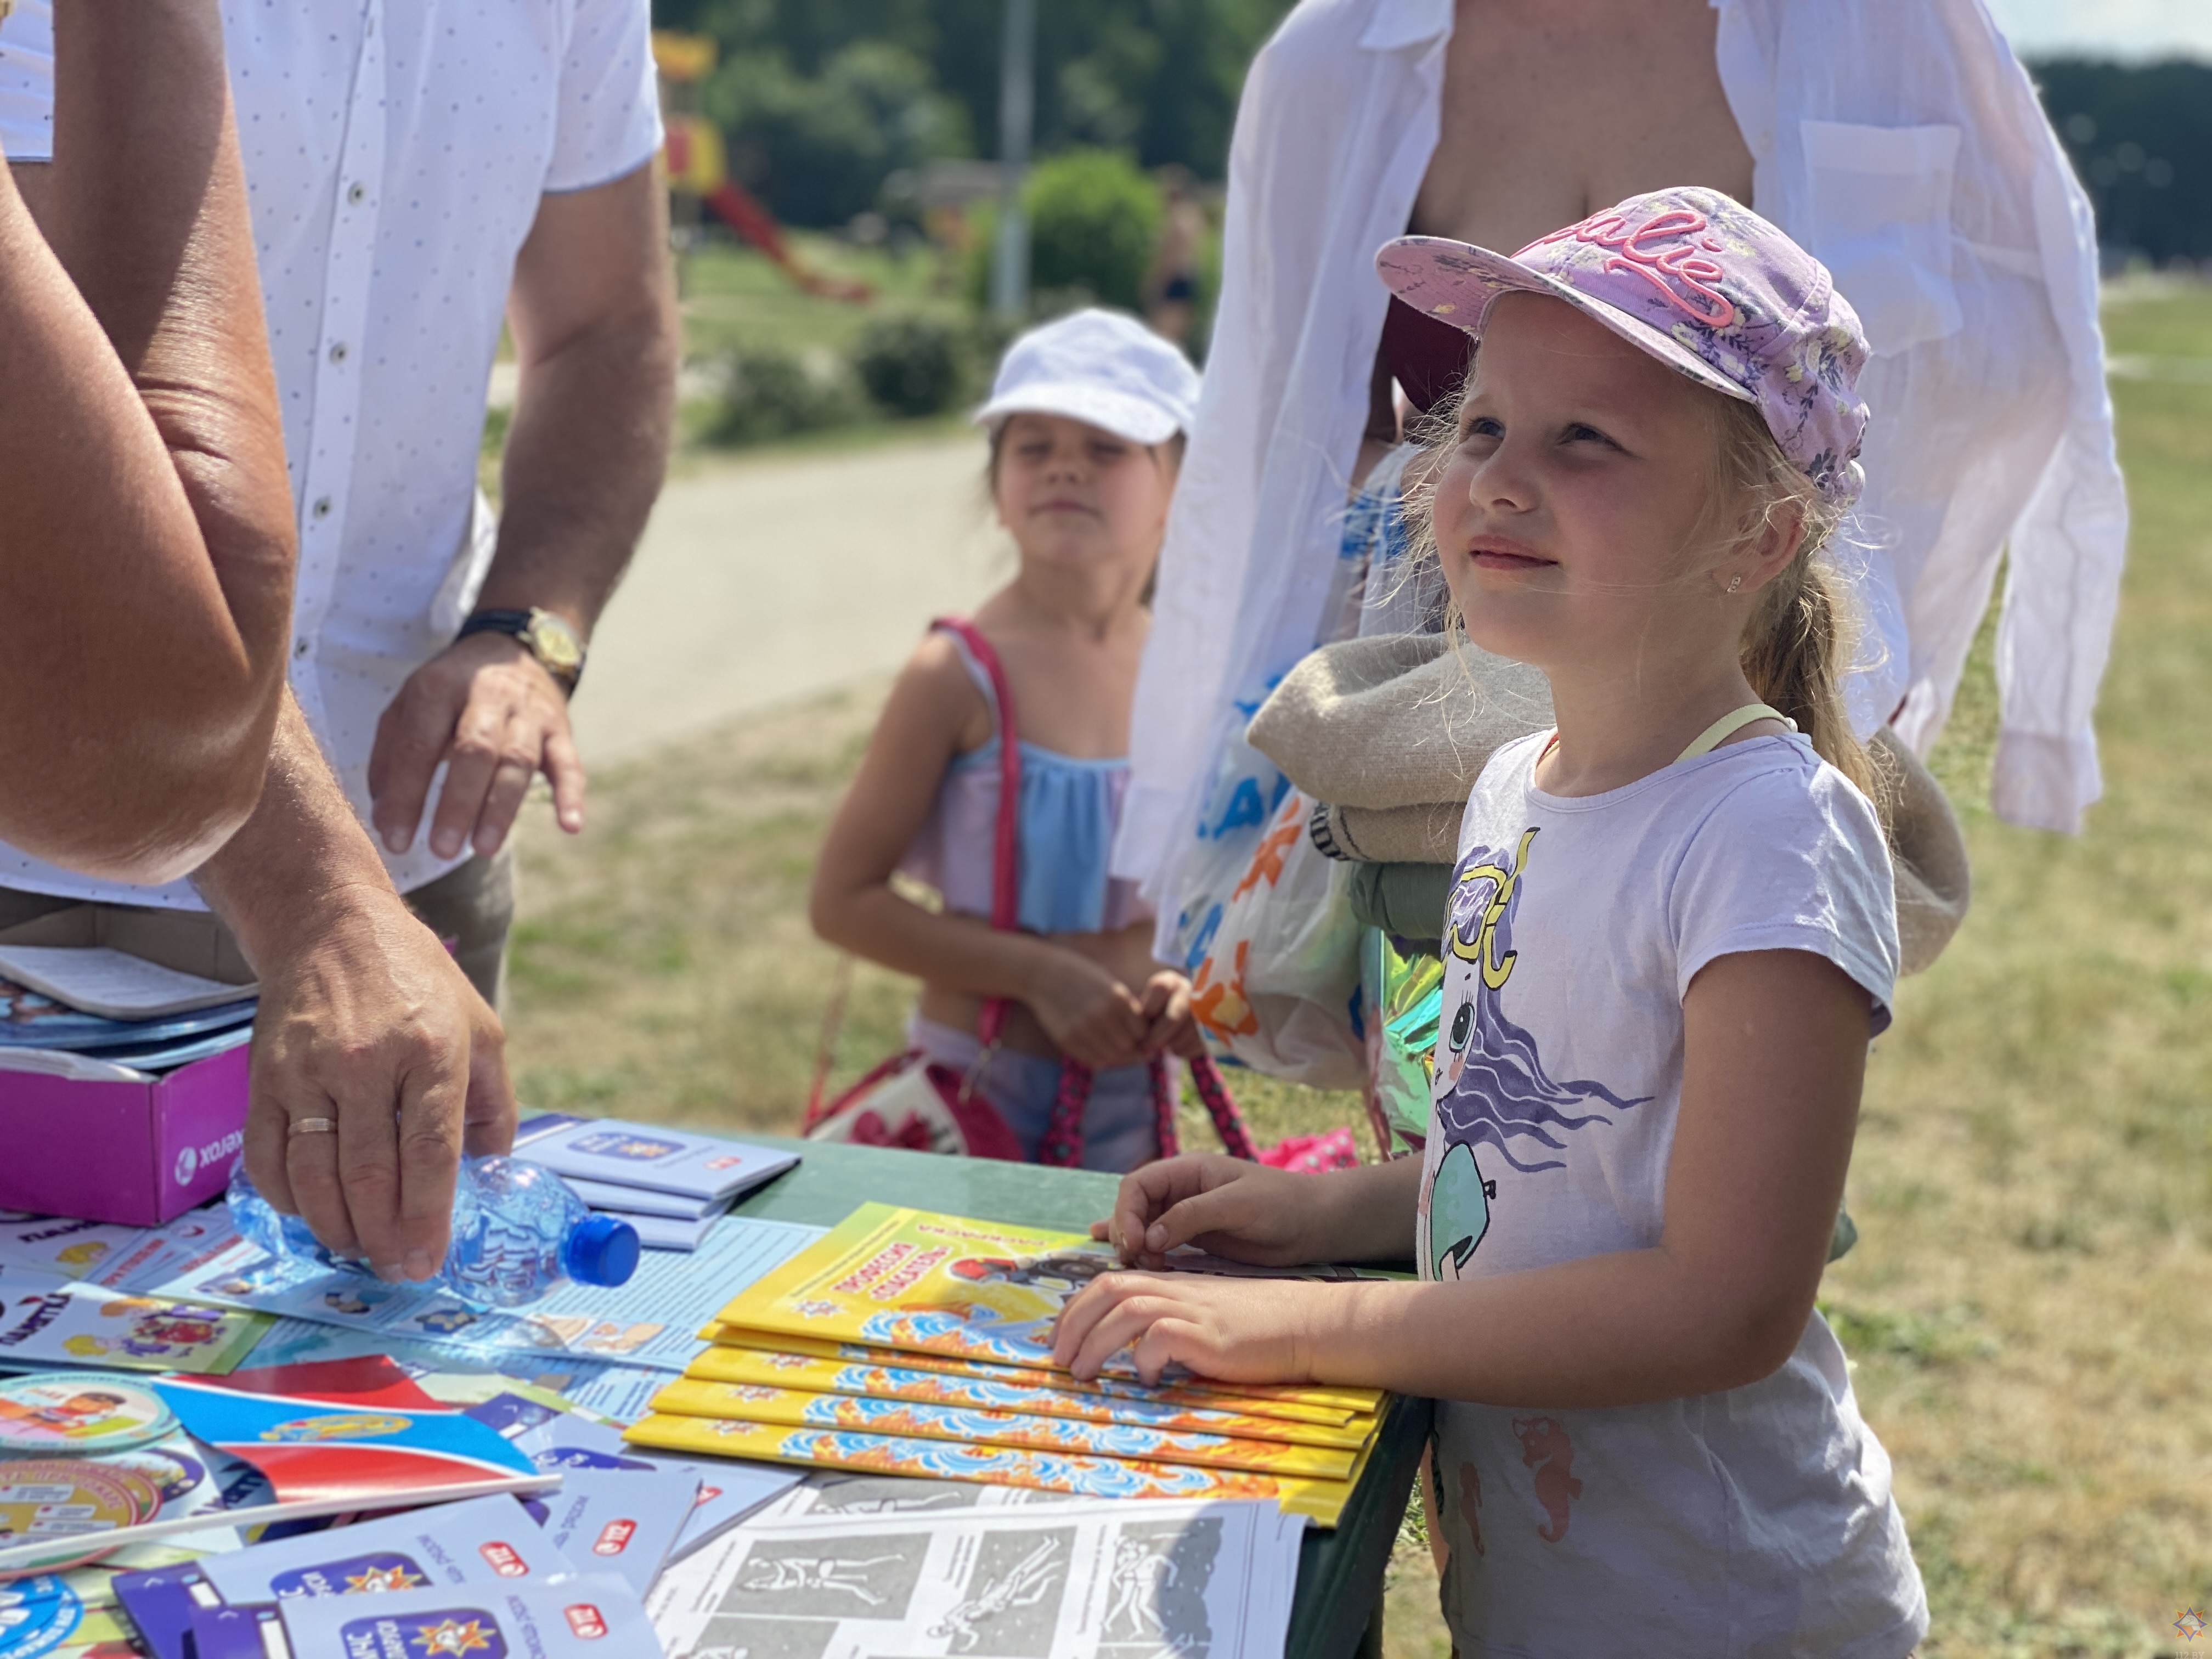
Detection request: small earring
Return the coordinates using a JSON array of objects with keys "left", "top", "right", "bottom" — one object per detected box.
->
[{"left": 1726, "top": 574, "right": 1742, "bottom": 594}]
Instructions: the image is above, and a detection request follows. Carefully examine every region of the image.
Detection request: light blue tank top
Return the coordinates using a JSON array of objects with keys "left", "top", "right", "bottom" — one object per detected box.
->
[{"left": 898, "top": 634, "right": 1150, "bottom": 936}]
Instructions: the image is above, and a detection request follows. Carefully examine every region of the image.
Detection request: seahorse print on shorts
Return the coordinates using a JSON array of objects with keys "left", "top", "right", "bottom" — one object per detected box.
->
[
  {"left": 1457, "top": 1459, "right": 1486, "bottom": 1560},
  {"left": 1512, "top": 1415, "right": 1582, "bottom": 1543}
]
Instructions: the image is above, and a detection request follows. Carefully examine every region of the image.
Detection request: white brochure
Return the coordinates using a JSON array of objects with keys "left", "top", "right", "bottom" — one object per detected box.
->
[{"left": 646, "top": 1496, "right": 1305, "bottom": 1659}]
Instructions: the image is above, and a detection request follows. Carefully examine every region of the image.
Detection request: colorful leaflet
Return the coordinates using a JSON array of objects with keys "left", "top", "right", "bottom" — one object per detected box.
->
[
  {"left": 683, "top": 1345, "right": 1372, "bottom": 1451},
  {"left": 715, "top": 1204, "right": 1383, "bottom": 1414},
  {"left": 697, "top": 1323, "right": 1375, "bottom": 1425},
  {"left": 0, "top": 1267, "right": 267, "bottom": 1374},
  {"left": 647, "top": 1378, "right": 1356, "bottom": 1480},
  {"left": 624, "top": 1412, "right": 1361, "bottom": 1527}
]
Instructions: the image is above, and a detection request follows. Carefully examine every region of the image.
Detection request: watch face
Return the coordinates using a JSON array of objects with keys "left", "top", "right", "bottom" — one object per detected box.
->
[{"left": 523, "top": 611, "right": 584, "bottom": 674}]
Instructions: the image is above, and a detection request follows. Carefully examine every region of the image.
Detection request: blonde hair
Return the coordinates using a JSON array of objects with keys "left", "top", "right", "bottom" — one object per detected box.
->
[
  {"left": 1403, "top": 379, "right": 1877, "bottom": 799},
  {"left": 1708, "top": 398, "right": 1874, "bottom": 797}
]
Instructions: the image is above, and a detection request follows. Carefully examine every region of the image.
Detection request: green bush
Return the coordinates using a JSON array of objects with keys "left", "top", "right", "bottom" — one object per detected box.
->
[
  {"left": 1025, "top": 150, "right": 1163, "bottom": 313},
  {"left": 852, "top": 314, "right": 970, "bottom": 419},
  {"left": 962, "top": 151, "right": 1166, "bottom": 315},
  {"left": 710, "top": 344, "right": 867, "bottom": 447}
]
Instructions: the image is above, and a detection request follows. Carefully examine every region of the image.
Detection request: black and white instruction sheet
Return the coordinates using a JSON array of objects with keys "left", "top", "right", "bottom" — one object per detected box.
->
[{"left": 645, "top": 1486, "right": 1305, "bottom": 1658}]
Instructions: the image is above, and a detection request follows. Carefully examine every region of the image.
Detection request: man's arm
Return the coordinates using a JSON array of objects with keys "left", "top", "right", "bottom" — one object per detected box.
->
[
  {"left": 198, "top": 696, "right": 516, "bottom": 1282},
  {"left": 368, "top": 162, "right": 678, "bottom": 862},
  {"left": 0, "top": 1, "right": 292, "bottom": 882}
]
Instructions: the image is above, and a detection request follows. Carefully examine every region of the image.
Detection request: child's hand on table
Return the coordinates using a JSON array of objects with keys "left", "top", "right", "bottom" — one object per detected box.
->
[
  {"left": 1090, "top": 1154, "right": 1320, "bottom": 1269},
  {"left": 1051, "top": 1269, "right": 1323, "bottom": 1385}
]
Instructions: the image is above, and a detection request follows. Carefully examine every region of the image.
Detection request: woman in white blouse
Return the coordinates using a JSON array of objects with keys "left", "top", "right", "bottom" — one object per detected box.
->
[{"left": 1118, "top": 0, "right": 2125, "bottom": 964}]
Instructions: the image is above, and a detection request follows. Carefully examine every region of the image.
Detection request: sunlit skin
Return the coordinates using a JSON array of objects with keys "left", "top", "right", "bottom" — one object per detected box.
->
[
  {"left": 811, "top": 412, "right": 1204, "bottom": 1071},
  {"left": 1051, "top": 296, "right": 1876, "bottom": 1409}
]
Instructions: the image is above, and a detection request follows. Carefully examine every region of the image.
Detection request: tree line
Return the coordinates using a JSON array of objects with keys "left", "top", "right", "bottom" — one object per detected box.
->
[{"left": 651, "top": 2, "right": 2209, "bottom": 267}]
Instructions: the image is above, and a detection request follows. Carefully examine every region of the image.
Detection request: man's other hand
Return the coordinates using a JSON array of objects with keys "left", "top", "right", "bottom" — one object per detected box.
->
[
  {"left": 239, "top": 888, "right": 517, "bottom": 1279},
  {"left": 367, "top": 631, "right": 585, "bottom": 861}
]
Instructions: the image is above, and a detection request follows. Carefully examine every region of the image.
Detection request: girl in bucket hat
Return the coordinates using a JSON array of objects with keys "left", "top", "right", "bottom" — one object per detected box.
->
[
  {"left": 809, "top": 311, "right": 1244, "bottom": 1172},
  {"left": 1055, "top": 192, "right": 1927, "bottom": 1655}
]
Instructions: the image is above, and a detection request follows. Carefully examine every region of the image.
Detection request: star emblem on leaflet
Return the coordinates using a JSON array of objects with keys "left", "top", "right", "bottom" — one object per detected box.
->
[
  {"left": 346, "top": 1565, "right": 424, "bottom": 1593},
  {"left": 2177, "top": 1609, "right": 2209, "bottom": 1643},
  {"left": 415, "top": 1617, "right": 497, "bottom": 1655}
]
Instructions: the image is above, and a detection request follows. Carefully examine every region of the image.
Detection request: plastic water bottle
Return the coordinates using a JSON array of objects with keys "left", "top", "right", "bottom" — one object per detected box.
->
[{"left": 227, "top": 1155, "right": 640, "bottom": 1309}]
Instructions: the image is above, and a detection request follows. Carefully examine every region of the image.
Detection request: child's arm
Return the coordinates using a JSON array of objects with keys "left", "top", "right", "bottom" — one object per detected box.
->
[
  {"left": 1055, "top": 949, "right": 1866, "bottom": 1403},
  {"left": 810, "top": 637, "right": 1150, "bottom": 1067}
]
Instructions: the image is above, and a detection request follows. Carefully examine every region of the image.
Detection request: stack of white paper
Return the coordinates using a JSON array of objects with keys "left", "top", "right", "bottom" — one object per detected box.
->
[
  {"left": 0, "top": 945, "right": 252, "bottom": 1020},
  {"left": 512, "top": 1115, "right": 799, "bottom": 1253}
]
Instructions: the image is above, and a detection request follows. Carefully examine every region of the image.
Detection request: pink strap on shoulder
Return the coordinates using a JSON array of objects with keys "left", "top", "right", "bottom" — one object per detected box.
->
[{"left": 931, "top": 617, "right": 1022, "bottom": 1049}]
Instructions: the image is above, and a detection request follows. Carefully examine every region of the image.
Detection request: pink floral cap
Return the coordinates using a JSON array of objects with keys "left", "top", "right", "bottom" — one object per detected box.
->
[{"left": 1375, "top": 187, "right": 1869, "bottom": 505}]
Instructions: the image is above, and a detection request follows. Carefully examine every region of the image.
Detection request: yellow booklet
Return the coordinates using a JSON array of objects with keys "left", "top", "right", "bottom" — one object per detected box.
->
[
  {"left": 717, "top": 1203, "right": 1384, "bottom": 1416},
  {"left": 649, "top": 1376, "right": 1356, "bottom": 1479},
  {"left": 625, "top": 1410, "right": 1367, "bottom": 1527},
  {"left": 698, "top": 1324, "right": 1376, "bottom": 1427},
  {"left": 684, "top": 1345, "right": 1375, "bottom": 1450}
]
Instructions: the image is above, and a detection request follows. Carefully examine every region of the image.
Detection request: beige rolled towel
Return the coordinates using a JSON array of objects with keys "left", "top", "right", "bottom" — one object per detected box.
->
[
  {"left": 1246, "top": 633, "right": 1553, "bottom": 809},
  {"left": 1308, "top": 799, "right": 1464, "bottom": 864},
  {"left": 1251, "top": 634, "right": 1971, "bottom": 978},
  {"left": 1874, "top": 728, "right": 1971, "bottom": 977}
]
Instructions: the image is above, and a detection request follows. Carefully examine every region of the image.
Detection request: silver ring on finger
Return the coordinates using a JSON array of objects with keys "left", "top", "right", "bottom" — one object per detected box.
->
[{"left": 289, "top": 1116, "right": 338, "bottom": 1137}]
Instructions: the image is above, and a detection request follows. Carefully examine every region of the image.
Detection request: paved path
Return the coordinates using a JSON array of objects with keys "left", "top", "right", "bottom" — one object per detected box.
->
[{"left": 569, "top": 435, "right": 1003, "bottom": 764}]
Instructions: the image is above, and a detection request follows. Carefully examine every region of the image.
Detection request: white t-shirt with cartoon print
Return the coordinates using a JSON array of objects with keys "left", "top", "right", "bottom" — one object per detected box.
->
[{"left": 1417, "top": 730, "right": 1927, "bottom": 1658}]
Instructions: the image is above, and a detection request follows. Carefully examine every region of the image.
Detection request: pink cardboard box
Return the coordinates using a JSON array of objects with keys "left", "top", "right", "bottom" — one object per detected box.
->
[
  {"left": 0, "top": 1044, "right": 249, "bottom": 1224},
  {"left": 0, "top": 905, "right": 253, "bottom": 1225}
]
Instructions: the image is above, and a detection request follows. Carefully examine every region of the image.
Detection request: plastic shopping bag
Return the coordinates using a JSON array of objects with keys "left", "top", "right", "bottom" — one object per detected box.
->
[{"left": 1182, "top": 788, "right": 1365, "bottom": 1090}]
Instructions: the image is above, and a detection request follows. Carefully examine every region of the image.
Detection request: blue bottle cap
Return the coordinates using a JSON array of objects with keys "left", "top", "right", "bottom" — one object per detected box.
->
[{"left": 563, "top": 1214, "right": 641, "bottom": 1288}]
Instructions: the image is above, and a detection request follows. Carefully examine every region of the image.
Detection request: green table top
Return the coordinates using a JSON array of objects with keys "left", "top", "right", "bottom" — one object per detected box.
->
[{"left": 727, "top": 1135, "right": 1429, "bottom": 1659}]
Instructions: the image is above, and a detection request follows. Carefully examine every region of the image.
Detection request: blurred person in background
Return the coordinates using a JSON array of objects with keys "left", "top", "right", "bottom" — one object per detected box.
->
[
  {"left": 1144, "top": 166, "right": 1211, "bottom": 349},
  {"left": 0, "top": 0, "right": 679, "bottom": 1286}
]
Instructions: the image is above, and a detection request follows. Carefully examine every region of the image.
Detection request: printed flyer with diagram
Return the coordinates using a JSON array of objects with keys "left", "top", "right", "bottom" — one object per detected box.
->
[{"left": 645, "top": 1494, "right": 1303, "bottom": 1659}]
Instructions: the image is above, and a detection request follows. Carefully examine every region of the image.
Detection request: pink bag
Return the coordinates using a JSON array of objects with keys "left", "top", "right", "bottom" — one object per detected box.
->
[{"left": 804, "top": 617, "right": 1255, "bottom": 1166}]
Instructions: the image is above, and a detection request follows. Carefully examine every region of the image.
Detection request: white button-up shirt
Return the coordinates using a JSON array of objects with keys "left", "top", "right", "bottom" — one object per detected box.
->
[
  {"left": 0, "top": 0, "right": 660, "bottom": 905},
  {"left": 1119, "top": 0, "right": 2127, "bottom": 939}
]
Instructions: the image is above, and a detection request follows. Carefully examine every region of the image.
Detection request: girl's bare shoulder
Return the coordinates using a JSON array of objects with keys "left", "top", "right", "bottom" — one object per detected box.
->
[{"left": 885, "top": 628, "right": 994, "bottom": 755}]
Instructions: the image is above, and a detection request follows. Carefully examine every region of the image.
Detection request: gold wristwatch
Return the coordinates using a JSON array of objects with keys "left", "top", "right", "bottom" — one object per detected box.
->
[{"left": 457, "top": 607, "right": 586, "bottom": 695}]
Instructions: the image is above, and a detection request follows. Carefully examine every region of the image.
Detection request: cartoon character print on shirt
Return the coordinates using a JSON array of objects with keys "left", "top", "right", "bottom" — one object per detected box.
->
[{"left": 1427, "top": 827, "right": 1650, "bottom": 1280}]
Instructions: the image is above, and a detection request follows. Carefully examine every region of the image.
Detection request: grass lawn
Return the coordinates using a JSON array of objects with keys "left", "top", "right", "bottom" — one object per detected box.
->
[
  {"left": 674, "top": 232, "right": 971, "bottom": 364},
  {"left": 506, "top": 283, "right": 2211, "bottom": 1655}
]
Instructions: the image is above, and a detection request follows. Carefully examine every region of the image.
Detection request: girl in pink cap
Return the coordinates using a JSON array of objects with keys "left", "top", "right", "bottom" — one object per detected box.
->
[{"left": 1055, "top": 192, "right": 1927, "bottom": 1654}]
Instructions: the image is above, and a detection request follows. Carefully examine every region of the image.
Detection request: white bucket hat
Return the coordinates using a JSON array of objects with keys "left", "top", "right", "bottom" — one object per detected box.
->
[{"left": 974, "top": 308, "right": 1200, "bottom": 445}]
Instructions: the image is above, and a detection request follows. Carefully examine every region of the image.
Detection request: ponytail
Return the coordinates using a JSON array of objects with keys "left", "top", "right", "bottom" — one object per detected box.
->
[{"left": 1711, "top": 399, "right": 1877, "bottom": 802}]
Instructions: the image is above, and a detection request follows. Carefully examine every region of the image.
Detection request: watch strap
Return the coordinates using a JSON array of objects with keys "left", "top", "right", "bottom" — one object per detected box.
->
[{"left": 458, "top": 608, "right": 584, "bottom": 693}]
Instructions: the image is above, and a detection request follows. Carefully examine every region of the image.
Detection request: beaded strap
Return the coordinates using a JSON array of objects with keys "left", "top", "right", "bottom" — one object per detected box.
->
[
  {"left": 1189, "top": 1054, "right": 1258, "bottom": 1161},
  {"left": 1036, "top": 1062, "right": 1092, "bottom": 1167},
  {"left": 1150, "top": 1056, "right": 1180, "bottom": 1160}
]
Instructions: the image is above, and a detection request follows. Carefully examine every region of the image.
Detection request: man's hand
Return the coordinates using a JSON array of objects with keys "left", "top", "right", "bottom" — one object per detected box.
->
[
  {"left": 368, "top": 633, "right": 585, "bottom": 861},
  {"left": 239, "top": 888, "right": 516, "bottom": 1279}
]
